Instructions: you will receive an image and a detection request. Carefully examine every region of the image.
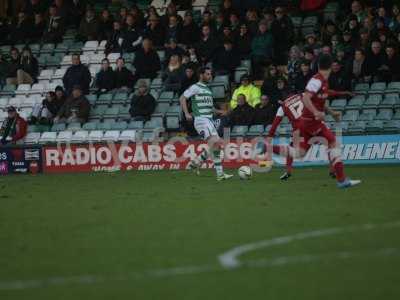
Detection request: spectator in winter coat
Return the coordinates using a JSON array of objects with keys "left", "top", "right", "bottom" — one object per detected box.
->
[
  {"left": 179, "top": 64, "right": 198, "bottom": 96},
  {"left": 163, "top": 54, "right": 185, "bottom": 92},
  {"left": 10, "top": 11, "right": 32, "bottom": 44},
  {"left": 230, "top": 74, "right": 261, "bottom": 109},
  {"left": 351, "top": 48, "right": 368, "bottom": 83},
  {"left": 129, "top": 80, "right": 156, "bottom": 121},
  {"left": 77, "top": 8, "right": 99, "bottom": 42},
  {"left": 16, "top": 47, "right": 39, "bottom": 85},
  {"left": 270, "top": 77, "right": 290, "bottom": 109},
  {"left": 5, "top": 48, "right": 20, "bottom": 85},
  {"left": 105, "top": 21, "right": 123, "bottom": 54},
  {"left": 251, "top": 20, "right": 274, "bottom": 79},
  {"left": 271, "top": 6, "right": 294, "bottom": 66},
  {"left": 292, "top": 60, "right": 313, "bottom": 93},
  {"left": 253, "top": 95, "right": 275, "bottom": 126},
  {"left": 54, "top": 85, "right": 90, "bottom": 124},
  {"left": 235, "top": 23, "right": 252, "bottom": 59},
  {"left": 364, "top": 40, "right": 386, "bottom": 81},
  {"left": 96, "top": 58, "right": 115, "bottom": 93},
  {"left": 195, "top": 24, "right": 219, "bottom": 65},
  {"left": 0, "top": 54, "right": 8, "bottom": 89},
  {"left": 212, "top": 39, "right": 240, "bottom": 79},
  {"left": 229, "top": 94, "right": 255, "bottom": 126},
  {"left": 42, "top": 5, "right": 65, "bottom": 43},
  {"left": 114, "top": 58, "right": 135, "bottom": 90},
  {"left": 180, "top": 11, "right": 200, "bottom": 46},
  {"left": 261, "top": 64, "right": 279, "bottom": 98},
  {"left": 143, "top": 15, "right": 165, "bottom": 48},
  {"left": 62, "top": 54, "right": 91, "bottom": 95},
  {"left": 97, "top": 9, "right": 114, "bottom": 42},
  {"left": 329, "top": 60, "right": 352, "bottom": 93},
  {"left": 381, "top": 44, "right": 400, "bottom": 81},
  {"left": 165, "top": 38, "right": 186, "bottom": 65},
  {"left": 0, "top": 106, "right": 27, "bottom": 145},
  {"left": 30, "top": 91, "right": 61, "bottom": 125},
  {"left": 134, "top": 38, "right": 161, "bottom": 80},
  {"left": 121, "top": 14, "right": 143, "bottom": 53},
  {"left": 31, "top": 13, "right": 46, "bottom": 42}
]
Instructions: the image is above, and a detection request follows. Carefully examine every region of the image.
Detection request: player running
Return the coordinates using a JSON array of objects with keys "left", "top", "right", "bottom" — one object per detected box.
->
[
  {"left": 267, "top": 93, "right": 340, "bottom": 181},
  {"left": 269, "top": 54, "right": 361, "bottom": 188},
  {"left": 180, "top": 67, "right": 233, "bottom": 181}
]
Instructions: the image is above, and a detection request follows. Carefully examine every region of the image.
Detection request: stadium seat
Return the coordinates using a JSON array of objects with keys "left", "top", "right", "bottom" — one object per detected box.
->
[
  {"left": 358, "top": 109, "right": 376, "bottom": 121},
  {"left": 70, "top": 130, "right": 89, "bottom": 143},
  {"left": 366, "top": 120, "right": 384, "bottom": 132},
  {"left": 142, "top": 130, "right": 163, "bottom": 142},
  {"left": 56, "top": 131, "right": 73, "bottom": 143},
  {"left": 213, "top": 75, "right": 230, "bottom": 90},
  {"left": 119, "top": 130, "right": 137, "bottom": 142},
  {"left": 0, "top": 84, "right": 16, "bottom": 96},
  {"left": 103, "top": 106, "right": 121, "bottom": 119},
  {"left": 234, "top": 70, "right": 248, "bottom": 84},
  {"left": 153, "top": 103, "right": 170, "bottom": 117},
  {"left": 117, "top": 106, "right": 131, "bottom": 120},
  {"left": 98, "top": 40, "right": 107, "bottom": 51},
  {"left": 67, "top": 122, "right": 82, "bottom": 131},
  {"left": 158, "top": 91, "right": 174, "bottom": 103},
  {"left": 166, "top": 105, "right": 181, "bottom": 117},
  {"left": 0, "top": 97, "right": 9, "bottom": 109},
  {"left": 52, "top": 68, "right": 67, "bottom": 80},
  {"left": 111, "top": 121, "right": 128, "bottom": 131},
  {"left": 383, "top": 120, "right": 400, "bottom": 132},
  {"left": 113, "top": 92, "right": 129, "bottom": 104},
  {"left": 144, "top": 117, "right": 163, "bottom": 130},
  {"left": 363, "top": 94, "right": 382, "bottom": 109},
  {"left": 88, "top": 130, "right": 104, "bottom": 142},
  {"left": 128, "top": 121, "right": 144, "bottom": 129},
  {"left": 51, "top": 123, "right": 66, "bottom": 132},
  {"left": 8, "top": 96, "right": 23, "bottom": 108},
  {"left": 30, "top": 83, "right": 45, "bottom": 95},
  {"left": 354, "top": 83, "right": 369, "bottom": 94},
  {"left": 90, "top": 105, "right": 107, "bottom": 120},
  {"left": 15, "top": 84, "right": 31, "bottom": 96},
  {"left": 102, "top": 130, "right": 121, "bottom": 142},
  {"left": 19, "top": 107, "right": 32, "bottom": 119},
  {"left": 107, "top": 52, "right": 121, "bottom": 63},
  {"left": 61, "top": 55, "right": 72, "bottom": 66},
  {"left": 247, "top": 125, "right": 265, "bottom": 136},
  {"left": 54, "top": 43, "right": 69, "bottom": 54},
  {"left": 211, "top": 85, "right": 226, "bottom": 101},
  {"left": 38, "top": 69, "right": 54, "bottom": 82},
  {"left": 82, "top": 121, "right": 98, "bottom": 131},
  {"left": 90, "top": 53, "right": 105, "bottom": 64},
  {"left": 39, "top": 131, "right": 57, "bottom": 143},
  {"left": 346, "top": 96, "right": 365, "bottom": 109},
  {"left": 166, "top": 116, "right": 180, "bottom": 130},
  {"left": 24, "top": 132, "right": 41, "bottom": 144},
  {"left": 369, "top": 82, "right": 386, "bottom": 93},
  {"left": 0, "top": 110, "right": 7, "bottom": 122},
  {"left": 386, "top": 81, "right": 400, "bottom": 93},
  {"left": 82, "top": 40, "right": 99, "bottom": 52},
  {"left": 347, "top": 121, "right": 366, "bottom": 134},
  {"left": 380, "top": 94, "right": 400, "bottom": 109},
  {"left": 231, "top": 125, "right": 248, "bottom": 137},
  {"left": 342, "top": 110, "right": 359, "bottom": 122},
  {"left": 151, "top": 78, "right": 163, "bottom": 89},
  {"left": 375, "top": 109, "right": 393, "bottom": 120},
  {"left": 97, "top": 120, "right": 115, "bottom": 131},
  {"left": 86, "top": 94, "right": 98, "bottom": 105},
  {"left": 330, "top": 98, "right": 347, "bottom": 111}
]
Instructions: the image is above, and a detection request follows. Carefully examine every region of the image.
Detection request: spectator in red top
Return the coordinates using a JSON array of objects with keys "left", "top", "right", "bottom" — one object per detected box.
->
[{"left": 0, "top": 106, "right": 27, "bottom": 145}]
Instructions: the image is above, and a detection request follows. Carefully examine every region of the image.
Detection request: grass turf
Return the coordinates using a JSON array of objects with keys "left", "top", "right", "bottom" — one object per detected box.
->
[{"left": 0, "top": 165, "right": 399, "bottom": 299}]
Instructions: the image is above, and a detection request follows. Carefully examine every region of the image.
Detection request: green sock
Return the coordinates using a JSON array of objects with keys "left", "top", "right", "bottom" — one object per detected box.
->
[{"left": 212, "top": 150, "right": 223, "bottom": 176}]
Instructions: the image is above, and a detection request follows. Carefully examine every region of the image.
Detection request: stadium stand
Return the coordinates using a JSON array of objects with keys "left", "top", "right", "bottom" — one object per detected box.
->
[{"left": 0, "top": 0, "right": 399, "bottom": 145}]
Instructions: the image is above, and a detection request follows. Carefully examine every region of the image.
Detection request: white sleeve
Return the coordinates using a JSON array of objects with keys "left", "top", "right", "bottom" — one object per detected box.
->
[
  {"left": 276, "top": 106, "right": 285, "bottom": 117},
  {"left": 183, "top": 85, "right": 198, "bottom": 99},
  {"left": 305, "top": 78, "right": 322, "bottom": 94}
]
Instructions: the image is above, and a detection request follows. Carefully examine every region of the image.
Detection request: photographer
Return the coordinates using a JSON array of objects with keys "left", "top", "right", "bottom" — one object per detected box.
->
[{"left": 17, "top": 47, "right": 39, "bottom": 85}]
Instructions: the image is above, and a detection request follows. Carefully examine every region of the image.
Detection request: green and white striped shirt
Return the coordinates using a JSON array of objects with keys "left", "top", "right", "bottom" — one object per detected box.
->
[{"left": 183, "top": 82, "right": 214, "bottom": 119}]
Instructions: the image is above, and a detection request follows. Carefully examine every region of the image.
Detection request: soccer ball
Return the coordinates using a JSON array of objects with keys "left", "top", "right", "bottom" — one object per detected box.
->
[{"left": 238, "top": 166, "right": 252, "bottom": 180}]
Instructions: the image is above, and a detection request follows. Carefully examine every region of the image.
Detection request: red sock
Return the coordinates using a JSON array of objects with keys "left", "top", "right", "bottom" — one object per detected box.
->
[
  {"left": 272, "top": 145, "right": 289, "bottom": 156},
  {"left": 333, "top": 162, "right": 345, "bottom": 182},
  {"left": 286, "top": 154, "right": 293, "bottom": 174}
]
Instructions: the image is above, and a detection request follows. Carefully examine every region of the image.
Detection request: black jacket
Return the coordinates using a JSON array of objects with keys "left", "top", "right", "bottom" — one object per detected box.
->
[
  {"left": 235, "top": 33, "right": 252, "bottom": 59},
  {"left": 129, "top": 93, "right": 156, "bottom": 119},
  {"left": 195, "top": 35, "right": 219, "bottom": 64},
  {"left": 19, "top": 56, "right": 39, "bottom": 80},
  {"left": 212, "top": 47, "right": 240, "bottom": 74},
  {"left": 105, "top": 29, "right": 123, "bottom": 54},
  {"left": 114, "top": 67, "right": 135, "bottom": 89},
  {"left": 143, "top": 23, "right": 165, "bottom": 47},
  {"left": 42, "top": 16, "right": 65, "bottom": 43},
  {"left": 293, "top": 71, "right": 313, "bottom": 93},
  {"left": 253, "top": 102, "right": 275, "bottom": 125},
  {"left": 134, "top": 49, "right": 161, "bottom": 80},
  {"left": 180, "top": 22, "right": 200, "bottom": 46},
  {"left": 121, "top": 26, "right": 143, "bottom": 52},
  {"left": 229, "top": 103, "right": 255, "bottom": 126},
  {"left": 329, "top": 70, "right": 351, "bottom": 92},
  {"left": 57, "top": 95, "right": 90, "bottom": 121},
  {"left": 62, "top": 64, "right": 91, "bottom": 95},
  {"left": 96, "top": 68, "right": 116, "bottom": 92}
]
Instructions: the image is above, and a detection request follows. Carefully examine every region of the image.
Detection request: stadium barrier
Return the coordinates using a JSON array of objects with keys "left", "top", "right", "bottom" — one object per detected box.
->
[{"left": 1, "top": 134, "right": 399, "bottom": 175}]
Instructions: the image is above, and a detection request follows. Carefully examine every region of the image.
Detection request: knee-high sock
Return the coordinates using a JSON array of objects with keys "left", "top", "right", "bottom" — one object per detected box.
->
[
  {"left": 212, "top": 149, "right": 224, "bottom": 176},
  {"left": 273, "top": 145, "right": 294, "bottom": 174},
  {"left": 328, "top": 148, "right": 345, "bottom": 182},
  {"left": 286, "top": 153, "right": 294, "bottom": 174}
]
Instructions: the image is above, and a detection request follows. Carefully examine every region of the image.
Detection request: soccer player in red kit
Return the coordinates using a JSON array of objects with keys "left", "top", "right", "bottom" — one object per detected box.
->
[
  {"left": 267, "top": 93, "right": 339, "bottom": 180},
  {"left": 298, "top": 54, "right": 361, "bottom": 188}
]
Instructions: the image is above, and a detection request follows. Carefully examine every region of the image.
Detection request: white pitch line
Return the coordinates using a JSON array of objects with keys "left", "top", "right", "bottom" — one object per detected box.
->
[
  {"left": 218, "top": 221, "right": 400, "bottom": 269},
  {"left": 1, "top": 248, "right": 399, "bottom": 291}
]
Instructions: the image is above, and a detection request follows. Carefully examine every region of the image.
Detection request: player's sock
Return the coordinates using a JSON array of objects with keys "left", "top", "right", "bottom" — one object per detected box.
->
[
  {"left": 328, "top": 148, "right": 346, "bottom": 182},
  {"left": 212, "top": 150, "right": 224, "bottom": 177},
  {"left": 272, "top": 145, "right": 289, "bottom": 156},
  {"left": 286, "top": 153, "right": 293, "bottom": 174},
  {"left": 199, "top": 149, "right": 209, "bottom": 162}
]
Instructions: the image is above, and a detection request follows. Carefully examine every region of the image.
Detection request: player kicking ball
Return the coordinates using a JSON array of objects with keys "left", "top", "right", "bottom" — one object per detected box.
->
[
  {"left": 267, "top": 93, "right": 340, "bottom": 181},
  {"left": 180, "top": 67, "right": 233, "bottom": 181},
  {"left": 270, "top": 54, "right": 361, "bottom": 189}
]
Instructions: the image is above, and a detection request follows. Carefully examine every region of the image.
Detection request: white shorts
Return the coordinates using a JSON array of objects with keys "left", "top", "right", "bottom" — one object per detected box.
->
[{"left": 194, "top": 117, "right": 219, "bottom": 140}]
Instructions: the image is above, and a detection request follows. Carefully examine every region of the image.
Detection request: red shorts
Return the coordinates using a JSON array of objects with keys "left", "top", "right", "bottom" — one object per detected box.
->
[{"left": 296, "top": 119, "right": 336, "bottom": 151}]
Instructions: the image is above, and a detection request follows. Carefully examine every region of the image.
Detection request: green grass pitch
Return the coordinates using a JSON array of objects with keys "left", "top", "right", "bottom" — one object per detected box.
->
[{"left": 1, "top": 165, "right": 400, "bottom": 300}]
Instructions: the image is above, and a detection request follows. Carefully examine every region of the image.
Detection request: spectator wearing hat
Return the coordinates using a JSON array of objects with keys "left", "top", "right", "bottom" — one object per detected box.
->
[
  {"left": 0, "top": 106, "right": 27, "bottom": 145},
  {"left": 129, "top": 80, "right": 156, "bottom": 121},
  {"left": 228, "top": 94, "right": 255, "bottom": 127},
  {"left": 251, "top": 19, "right": 274, "bottom": 79},
  {"left": 30, "top": 91, "right": 61, "bottom": 125},
  {"left": 253, "top": 95, "right": 275, "bottom": 126},
  {"left": 62, "top": 54, "right": 91, "bottom": 95},
  {"left": 180, "top": 11, "right": 200, "bottom": 46},
  {"left": 5, "top": 48, "right": 20, "bottom": 86},
  {"left": 54, "top": 85, "right": 90, "bottom": 124},
  {"left": 230, "top": 74, "right": 261, "bottom": 109},
  {"left": 133, "top": 38, "right": 161, "bottom": 81},
  {"left": 16, "top": 47, "right": 39, "bottom": 85},
  {"left": 114, "top": 57, "right": 135, "bottom": 91},
  {"left": 213, "top": 39, "right": 240, "bottom": 79},
  {"left": 271, "top": 6, "right": 294, "bottom": 66},
  {"left": 235, "top": 23, "right": 252, "bottom": 59},
  {"left": 96, "top": 58, "right": 115, "bottom": 93}
]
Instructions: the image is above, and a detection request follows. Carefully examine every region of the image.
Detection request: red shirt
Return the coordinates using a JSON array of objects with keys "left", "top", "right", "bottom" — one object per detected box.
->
[
  {"left": 268, "top": 93, "right": 303, "bottom": 137},
  {"left": 302, "top": 73, "right": 329, "bottom": 120}
]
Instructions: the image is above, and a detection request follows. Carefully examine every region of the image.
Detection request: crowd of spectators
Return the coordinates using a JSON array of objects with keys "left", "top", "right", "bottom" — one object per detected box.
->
[{"left": 1, "top": 0, "right": 400, "bottom": 141}]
